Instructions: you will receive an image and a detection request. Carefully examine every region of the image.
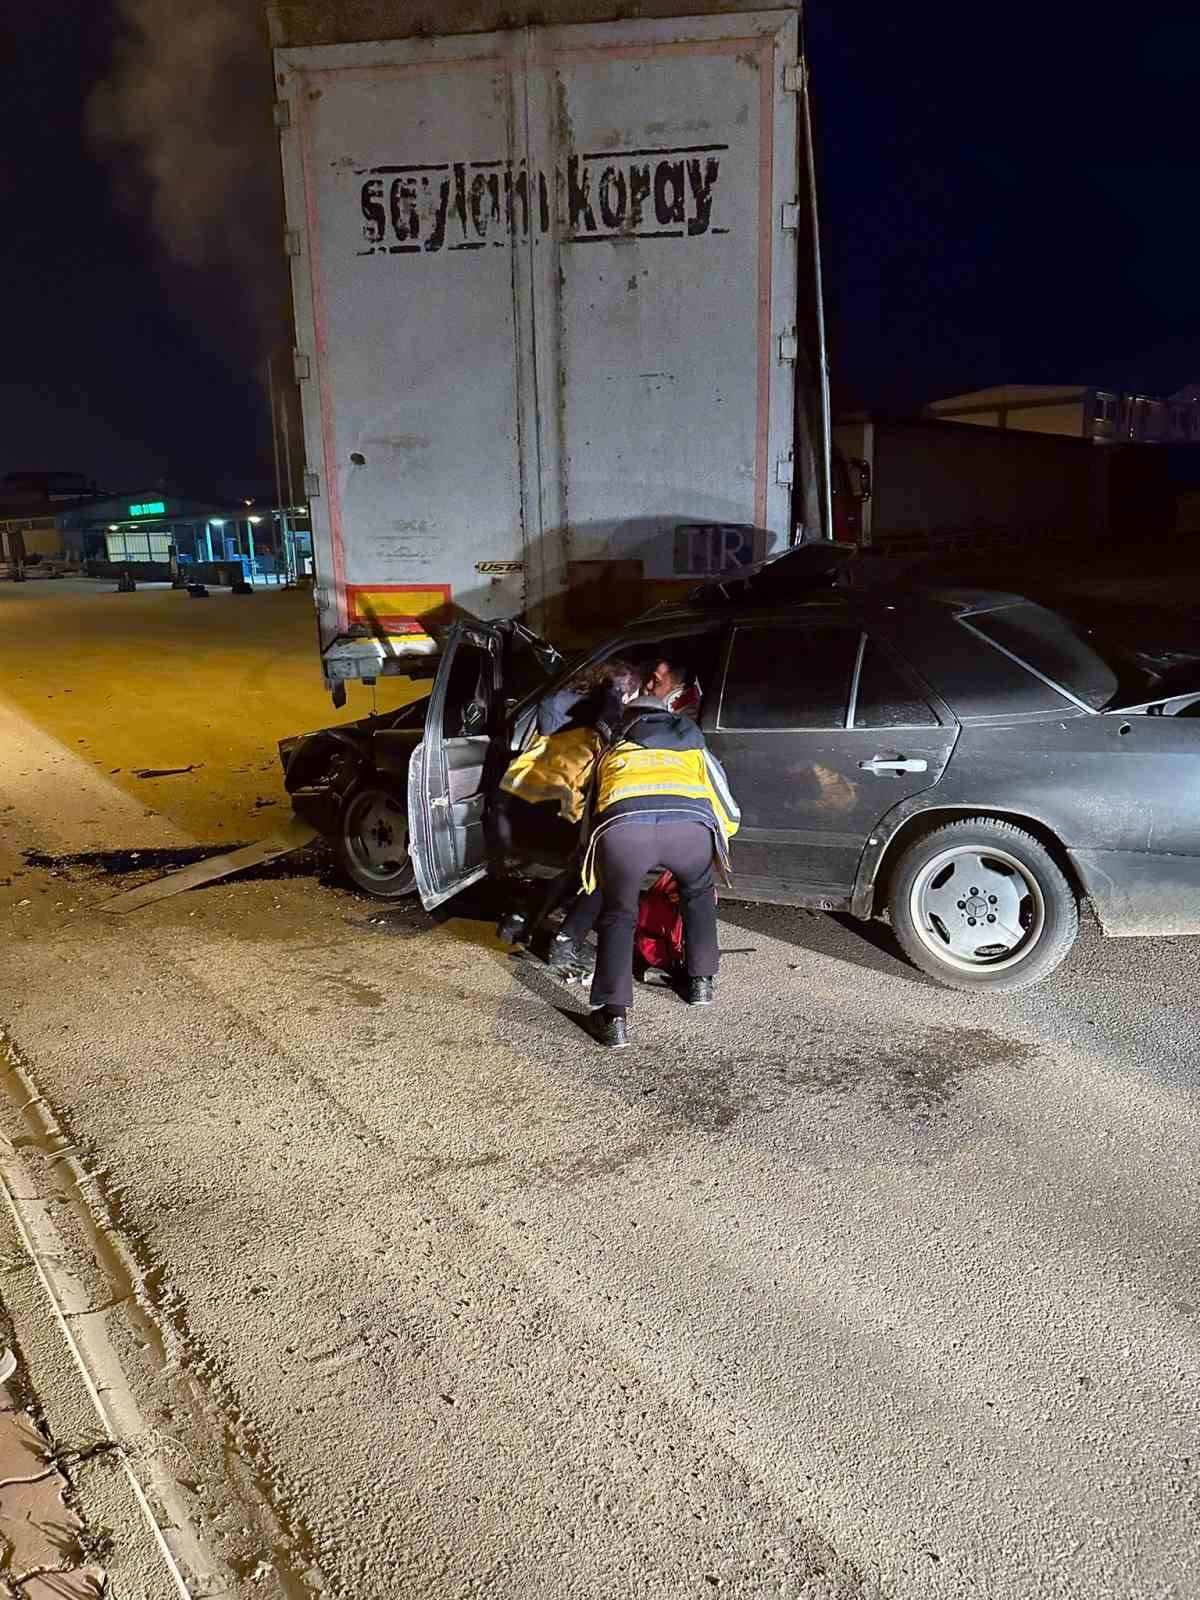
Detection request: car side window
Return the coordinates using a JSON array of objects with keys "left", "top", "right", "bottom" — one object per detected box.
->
[
  {"left": 852, "top": 639, "right": 939, "bottom": 728},
  {"left": 719, "top": 624, "right": 860, "bottom": 730}
]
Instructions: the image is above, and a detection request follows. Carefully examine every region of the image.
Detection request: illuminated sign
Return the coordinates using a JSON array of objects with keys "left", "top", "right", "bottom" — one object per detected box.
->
[{"left": 128, "top": 501, "right": 166, "bottom": 517}]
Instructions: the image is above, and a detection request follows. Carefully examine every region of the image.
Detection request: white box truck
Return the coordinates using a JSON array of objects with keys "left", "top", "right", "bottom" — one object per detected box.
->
[{"left": 269, "top": 0, "right": 829, "bottom": 698}]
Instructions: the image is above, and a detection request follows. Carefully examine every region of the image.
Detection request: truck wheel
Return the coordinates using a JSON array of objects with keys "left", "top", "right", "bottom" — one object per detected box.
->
[
  {"left": 334, "top": 780, "right": 416, "bottom": 900},
  {"left": 887, "top": 818, "right": 1078, "bottom": 992}
]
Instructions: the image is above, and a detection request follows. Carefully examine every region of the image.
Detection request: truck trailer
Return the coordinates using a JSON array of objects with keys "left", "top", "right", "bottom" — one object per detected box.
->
[{"left": 268, "top": 1, "right": 829, "bottom": 697}]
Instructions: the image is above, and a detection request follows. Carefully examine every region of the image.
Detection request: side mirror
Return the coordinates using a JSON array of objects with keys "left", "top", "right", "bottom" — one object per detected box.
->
[{"left": 531, "top": 639, "right": 565, "bottom": 675}]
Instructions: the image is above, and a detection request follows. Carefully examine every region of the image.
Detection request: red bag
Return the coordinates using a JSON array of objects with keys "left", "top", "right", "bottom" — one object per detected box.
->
[{"left": 635, "top": 870, "right": 686, "bottom": 976}]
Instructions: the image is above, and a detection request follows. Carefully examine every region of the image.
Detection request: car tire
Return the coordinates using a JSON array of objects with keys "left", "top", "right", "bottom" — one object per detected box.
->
[
  {"left": 887, "top": 818, "right": 1078, "bottom": 992},
  {"left": 334, "top": 779, "right": 417, "bottom": 900}
]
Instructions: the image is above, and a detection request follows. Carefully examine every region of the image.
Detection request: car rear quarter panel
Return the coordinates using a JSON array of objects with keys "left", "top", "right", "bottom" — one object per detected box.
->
[
  {"left": 860, "top": 712, "right": 1200, "bottom": 936},
  {"left": 946, "top": 715, "right": 1200, "bottom": 853}
]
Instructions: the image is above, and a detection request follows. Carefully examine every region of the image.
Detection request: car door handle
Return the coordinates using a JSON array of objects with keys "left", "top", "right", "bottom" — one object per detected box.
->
[{"left": 858, "top": 757, "right": 928, "bottom": 774}]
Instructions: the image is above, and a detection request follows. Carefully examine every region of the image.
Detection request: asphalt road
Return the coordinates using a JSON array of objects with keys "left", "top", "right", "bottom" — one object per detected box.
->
[{"left": 0, "top": 582, "right": 1197, "bottom": 1599}]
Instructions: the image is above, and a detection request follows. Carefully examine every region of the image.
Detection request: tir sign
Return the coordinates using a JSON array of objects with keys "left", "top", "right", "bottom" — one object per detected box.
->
[
  {"left": 674, "top": 523, "right": 765, "bottom": 576},
  {"left": 128, "top": 501, "right": 166, "bottom": 517}
]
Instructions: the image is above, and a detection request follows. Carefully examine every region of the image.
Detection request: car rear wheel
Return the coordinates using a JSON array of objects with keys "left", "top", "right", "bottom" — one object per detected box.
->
[
  {"left": 334, "top": 779, "right": 417, "bottom": 900},
  {"left": 888, "top": 818, "right": 1078, "bottom": 991}
]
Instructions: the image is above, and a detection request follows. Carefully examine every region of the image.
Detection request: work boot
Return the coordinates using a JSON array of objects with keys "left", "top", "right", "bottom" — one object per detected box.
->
[
  {"left": 684, "top": 976, "right": 715, "bottom": 1006},
  {"left": 545, "top": 933, "right": 594, "bottom": 976},
  {"left": 586, "top": 1008, "right": 629, "bottom": 1049}
]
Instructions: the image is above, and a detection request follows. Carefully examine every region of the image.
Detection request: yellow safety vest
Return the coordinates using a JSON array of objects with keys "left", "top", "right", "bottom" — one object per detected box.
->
[
  {"left": 594, "top": 743, "right": 740, "bottom": 838},
  {"left": 499, "top": 724, "right": 603, "bottom": 824},
  {"left": 581, "top": 742, "right": 741, "bottom": 891}
]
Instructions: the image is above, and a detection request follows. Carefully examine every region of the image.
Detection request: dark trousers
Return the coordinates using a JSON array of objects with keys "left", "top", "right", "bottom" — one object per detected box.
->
[{"left": 590, "top": 820, "right": 718, "bottom": 1010}]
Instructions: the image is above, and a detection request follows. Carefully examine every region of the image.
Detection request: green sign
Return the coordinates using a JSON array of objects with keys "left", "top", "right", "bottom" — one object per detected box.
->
[{"left": 128, "top": 501, "right": 166, "bottom": 518}]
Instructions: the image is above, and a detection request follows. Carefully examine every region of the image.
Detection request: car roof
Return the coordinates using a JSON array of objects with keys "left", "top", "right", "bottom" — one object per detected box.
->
[
  {"left": 640, "top": 584, "right": 1034, "bottom": 627},
  {"left": 641, "top": 538, "right": 1036, "bottom": 621},
  {"left": 916, "top": 587, "right": 1035, "bottom": 615}
]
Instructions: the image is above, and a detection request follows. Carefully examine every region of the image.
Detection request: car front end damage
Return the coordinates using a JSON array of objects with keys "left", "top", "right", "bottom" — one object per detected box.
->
[
  {"left": 278, "top": 726, "right": 375, "bottom": 835},
  {"left": 278, "top": 700, "right": 429, "bottom": 836}
]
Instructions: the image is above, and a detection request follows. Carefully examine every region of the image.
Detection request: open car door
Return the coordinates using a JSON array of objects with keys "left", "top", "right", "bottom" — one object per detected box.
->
[{"left": 408, "top": 621, "right": 505, "bottom": 910}]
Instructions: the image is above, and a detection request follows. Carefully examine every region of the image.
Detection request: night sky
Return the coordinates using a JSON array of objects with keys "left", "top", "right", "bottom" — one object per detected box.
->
[{"left": 3, "top": 0, "right": 1196, "bottom": 498}]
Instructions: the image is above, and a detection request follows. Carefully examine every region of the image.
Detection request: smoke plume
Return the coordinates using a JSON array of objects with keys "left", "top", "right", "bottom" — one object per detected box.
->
[{"left": 89, "top": 0, "right": 289, "bottom": 363}]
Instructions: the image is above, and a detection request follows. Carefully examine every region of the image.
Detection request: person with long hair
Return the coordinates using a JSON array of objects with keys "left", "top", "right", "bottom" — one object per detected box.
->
[{"left": 492, "top": 658, "right": 641, "bottom": 951}]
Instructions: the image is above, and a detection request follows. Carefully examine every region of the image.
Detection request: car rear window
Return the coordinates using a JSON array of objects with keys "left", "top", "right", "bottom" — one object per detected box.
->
[
  {"left": 967, "top": 604, "right": 1118, "bottom": 711},
  {"left": 890, "top": 612, "right": 1073, "bottom": 719}
]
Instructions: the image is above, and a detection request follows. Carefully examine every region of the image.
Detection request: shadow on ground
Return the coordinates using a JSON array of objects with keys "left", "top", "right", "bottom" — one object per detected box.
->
[
  {"left": 22, "top": 842, "right": 338, "bottom": 888},
  {"left": 716, "top": 897, "right": 934, "bottom": 988}
]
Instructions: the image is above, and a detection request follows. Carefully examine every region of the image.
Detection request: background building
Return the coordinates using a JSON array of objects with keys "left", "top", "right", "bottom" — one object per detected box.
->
[
  {"left": 925, "top": 383, "right": 1200, "bottom": 444},
  {"left": 0, "top": 491, "right": 312, "bottom": 581},
  {"left": 0, "top": 471, "right": 100, "bottom": 561}
]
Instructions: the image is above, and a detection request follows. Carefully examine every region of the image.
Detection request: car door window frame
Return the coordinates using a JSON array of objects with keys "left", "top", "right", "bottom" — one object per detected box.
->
[
  {"left": 427, "top": 623, "right": 503, "bottom": 745},
  {"left": 847, "top": 633, "right": 948, "bottom": 730},
  {"left": 715, "top": 620, "right": 864, "bottom": 733}
]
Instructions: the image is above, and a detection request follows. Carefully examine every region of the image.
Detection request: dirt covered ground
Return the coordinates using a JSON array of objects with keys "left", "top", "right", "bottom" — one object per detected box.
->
[{"left": 0, "top": 577, "right": 421, "bottom": 841}]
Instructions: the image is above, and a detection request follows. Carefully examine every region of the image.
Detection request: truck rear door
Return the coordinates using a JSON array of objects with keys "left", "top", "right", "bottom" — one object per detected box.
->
[
  {"left": 275, "top": 33, "right": 531, "bottom": 683},
  {"left": 519, "top": 10, "right": 803, "bottom": 600},
  {"left": 407, "top": 622, "right": 506, "bottom": 910}
]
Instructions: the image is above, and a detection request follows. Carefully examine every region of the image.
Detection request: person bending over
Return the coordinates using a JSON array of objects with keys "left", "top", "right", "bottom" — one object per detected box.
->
[
  {"left": 578, "top": 687, "right": 739, "bottom": 1047},
  {"left": 545, "top": 652, "right": 705, "bottom": 974}
]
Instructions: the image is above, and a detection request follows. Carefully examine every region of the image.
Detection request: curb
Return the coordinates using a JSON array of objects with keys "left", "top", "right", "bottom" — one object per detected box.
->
[{"left": 0, "top": 1028, "right": 230, "bottom": 1598}]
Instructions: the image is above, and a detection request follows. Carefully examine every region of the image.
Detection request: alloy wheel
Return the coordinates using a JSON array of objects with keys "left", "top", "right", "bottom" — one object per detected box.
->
[{"left": 908, "top": 844, "right": 1046, "bottom": 973}]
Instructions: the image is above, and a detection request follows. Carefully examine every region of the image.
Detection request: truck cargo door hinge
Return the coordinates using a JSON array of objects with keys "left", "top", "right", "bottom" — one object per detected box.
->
[
  {"left": 779, "top": 327, "right": 799, "bottom": 362},
  {"left": 284, "top": 229, "right": 302, "bottom": 258},
  {"left": 273, "top": 100, "right": 292, "bottom": 129},
  {"left": 776, "top": 455, "right": 795, "bottom": 487},
  {"left": 303, "top": 470, "right": 320, "bottom": 499},
  {"left": 781, "top": 202, "right": 802, "bottom": 231},
  {"left": 292, "top": 350, "right": 311, "bottom": 382},
  {"left": 783, "top": 62, "right": 806, "bottom": 94}
]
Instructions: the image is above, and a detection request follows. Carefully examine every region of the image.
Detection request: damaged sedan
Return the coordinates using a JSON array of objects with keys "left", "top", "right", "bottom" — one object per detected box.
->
[{"left": 280, "top": 544, "right": 1200, "bottom": 992}]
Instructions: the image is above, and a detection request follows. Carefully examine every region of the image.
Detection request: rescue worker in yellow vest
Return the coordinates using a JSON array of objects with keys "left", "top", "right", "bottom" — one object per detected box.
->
[
  {"left": 493, "top": 661, "right": 640, "bottom": 950},
  {"left": 544, "top": 651, "right": 705, "bottom": 974},
  {"left": 580, "top": 694, "right": 740, "bottom": 1047}
]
